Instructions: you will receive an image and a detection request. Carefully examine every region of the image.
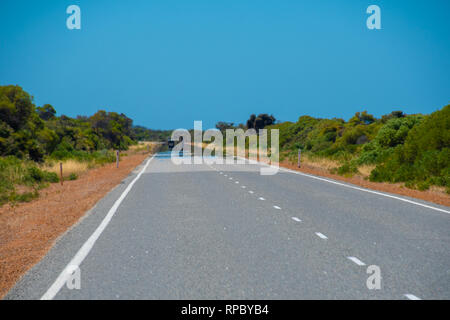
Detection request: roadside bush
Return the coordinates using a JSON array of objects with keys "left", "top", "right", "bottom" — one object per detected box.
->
[
  {"left": 50, "top": 143, "right": 116, "bottom": 165},
  {"left": 270, "top": 105, "right": 448, "bottom": 191},
  {"left": 9, "top": 191, "right": 38, "bottom": 204},
  {"left": 24, "top": 166, "right": 59, "bottom": 184},
  {"left": 69, "top": 173, "right": 78, "bottom": 181},
  {"left": 333, "top": 161, "right": 358, "bottom": 176},
  {"left": 369, "top": 105, "right": 450, "bottom": 188},
  {"left": 0, "top": 156, "right": 60, "bottom": 206},
  {"left": 44, "top": 171, "right": 59, "bottom": 183},
  {"left": 0, "top": 84, "right": 159, "bottom": 207}
]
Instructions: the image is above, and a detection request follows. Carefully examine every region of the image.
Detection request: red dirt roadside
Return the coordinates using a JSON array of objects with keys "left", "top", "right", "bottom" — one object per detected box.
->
[{"left": 0, "top": 153, "right": 150, "bottom": 299}]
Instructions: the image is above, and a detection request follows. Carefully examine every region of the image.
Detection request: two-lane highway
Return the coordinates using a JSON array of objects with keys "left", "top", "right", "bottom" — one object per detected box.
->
[{"left": 5, "top": 152, "right": 450, "bottom": 299}]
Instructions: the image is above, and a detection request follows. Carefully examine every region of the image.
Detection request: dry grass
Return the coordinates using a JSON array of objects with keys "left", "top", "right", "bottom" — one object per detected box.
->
[
  {"left": 299, "top": 154, "right": 340, "bottom": 171},
  {"left": 42, "top": 160, "right": 90, "bottom": 178},
  {"left": 128, "top": 141, "right": 159, "bottom": 154},
  {"left": 198, "top": 143, "right": 374, "bottom": 177},
  {"left": 41, "top": 143, "right": 158, "bottom": 179},
  {"left": 429, "top": 185, "right": 449, "bottom": 194},
  {"left": 358, "top": 164, "right": 376, "bottom": 177},
  {"left": 296, "top": 154, "right": 375, "bottom": 177}
]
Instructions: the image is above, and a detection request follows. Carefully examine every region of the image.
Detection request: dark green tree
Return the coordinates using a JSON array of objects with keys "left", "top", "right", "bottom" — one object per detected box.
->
[
  {"left": 37, "top": 104, "right": 56, "bottom": 120},
  {"left": 215, "top": 121, "right": 235, "bottom": 133},
  {"left": 246, "top": 114, "right": 276, "bottom": 131}
]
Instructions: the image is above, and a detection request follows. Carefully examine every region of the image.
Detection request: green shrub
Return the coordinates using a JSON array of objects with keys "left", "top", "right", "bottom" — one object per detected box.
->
[
  {"left": 335, "top": 162, "right": 359, "bottom": 176},
  {"left": 0, "top": 156, "right": 60, "bottom": 206},
  {"left": 25, "top": 166, "right": 45, "bottom": 183},
  {"left": 69, "top": 173, "right": 78, "bottom": 181},
  {"left": 9, "top": 191, "right": 38, "bottom": 203},
  {"left": 44, "top": 171, "right": 59, "bottom": 183},
  {"left": 376, "top": 116, "right": 422, "bottom": 148},
  {"left": 369, "top": 105, "right": 450, "bottom": 188},
  {"left": 24, "top": 166, "right": 59, "bottom": 184},
  {"left": 272, "top": 105, "right": 448, "bottom": 191},
  {"left": 356, "top": 115, "right": 422, "bottom": 166},
  {"left": 417, "top": 181, "right": 430, "bottom": 191}
]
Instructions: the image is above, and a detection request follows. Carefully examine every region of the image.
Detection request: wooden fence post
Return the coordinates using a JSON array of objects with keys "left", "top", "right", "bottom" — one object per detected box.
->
[
  {"left": 116, "top": 150, "right": 120, "bottom": 168},
  {"left": 60, "top": 162, "right": 63, "bottom": 185},
  {"left": 298, "top": 149, "right": 301, "bottom": 168}
]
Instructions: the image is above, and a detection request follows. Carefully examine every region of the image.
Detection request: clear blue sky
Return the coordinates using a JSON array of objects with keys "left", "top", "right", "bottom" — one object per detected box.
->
[{"left": 0, "top": 0, "right": 449, "bottom": 130}]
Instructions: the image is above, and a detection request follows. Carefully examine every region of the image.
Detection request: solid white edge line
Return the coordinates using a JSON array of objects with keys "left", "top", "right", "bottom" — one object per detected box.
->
[
  {"left": 315, "top": 232, "right": 328, "bottom": 239},
  {"left": 404, "top": 294, "right": 421, "bottom": 300},
  {"left": 236, "top": 156, "right": 450, "bottom": 215},
  {"left": 40, "top": 155, "right": 155, "bottom": 300},
  {"left": 347, "top": 256, "right": 366, "bottom": 266}
]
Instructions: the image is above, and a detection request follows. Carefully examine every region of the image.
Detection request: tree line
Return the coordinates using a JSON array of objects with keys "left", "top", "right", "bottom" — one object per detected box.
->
[
  {"left": 267, "top": 106, "right": 449, "bottom": 192},
  {"left": 0, "top": 85, "right": 168, "bottom": 162},
  {"left": 212, "top": 107, "right": 449, "bottom": 192}
]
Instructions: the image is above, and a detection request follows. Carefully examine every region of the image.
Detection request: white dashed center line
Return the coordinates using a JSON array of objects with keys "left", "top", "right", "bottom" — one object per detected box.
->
[
  {"left": 347, "top": 256, "right": 366, "bottom": 266},
  {"left": 215, "top": 165, "right": 420, "bottom": 300},
  {"left": 315, "top": 232, "right": 328, "bottom": 240},
  {"left": 404, "top": 294, "right": 421, "bottom": 300}
]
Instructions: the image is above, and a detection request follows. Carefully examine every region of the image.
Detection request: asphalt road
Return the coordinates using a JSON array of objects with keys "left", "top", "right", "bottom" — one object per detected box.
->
[{"left": 5, "top": 152, "right": 450, "bottom": 300}]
